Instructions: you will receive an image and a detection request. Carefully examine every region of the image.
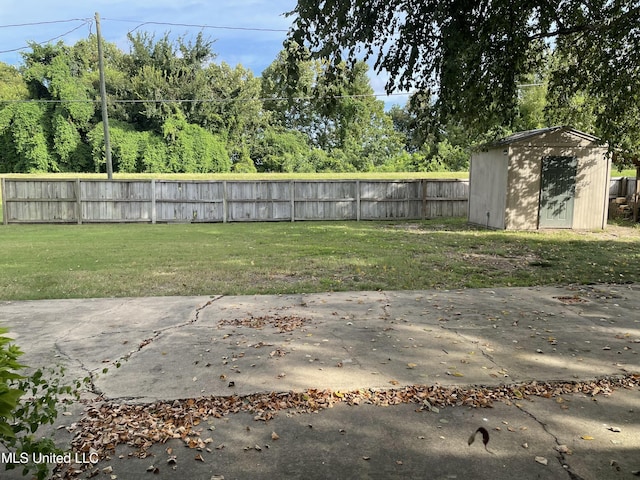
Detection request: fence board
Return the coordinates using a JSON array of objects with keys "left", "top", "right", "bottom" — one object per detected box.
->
[
  {"left": 155, "top": 181, "right": 224, "bottom": 222},
  {"left": 609, "top": 176, "right": 637, "bottom": 200},
  {"left": 3, "top": 178, "right": 473, "bottom": 224}
]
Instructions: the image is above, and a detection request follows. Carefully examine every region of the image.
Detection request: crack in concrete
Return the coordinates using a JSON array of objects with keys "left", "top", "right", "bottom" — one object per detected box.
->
[
  {"left": 54, "top": 334, "right": 104, "bottom": 397},
  {"left": 441, "top": 325, "right": 501, "bottom": 368},
  {"left": 514, "top": 402, "right": 587, "bottom": 480},
  {"left": 54, "top": 296, "right": 224, "bottom": 397},
  {"left": 119, "top": 295, "right": 224, "bottom": 364}
]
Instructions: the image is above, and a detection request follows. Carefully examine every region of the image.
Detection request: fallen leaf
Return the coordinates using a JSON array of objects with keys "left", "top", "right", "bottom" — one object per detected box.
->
[
  {"left": 535, "top": 456, "right": 548, "bottom": 465},
  {"left": 555, "top": 445, "right": 571, "bottom": 454},
  {"left": 194, "top": 454, "right": 205, "bottom": 462},
  {"left": 468, "top": 427, "right": 491, "bottom": 452},
  {"left": 271, "top": 432, "right": 280, "bottom": 441},
  {"left": 407, "top": 363, "right": 417, "bottom": 369},
  {"left": 362, "top": 456, "right": 371, "bottom": 461},
  {"left": 581, "top": 435, "right": 595, "bottom": 440}
]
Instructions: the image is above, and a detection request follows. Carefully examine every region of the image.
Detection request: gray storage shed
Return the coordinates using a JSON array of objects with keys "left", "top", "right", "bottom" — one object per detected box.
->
[{"left": 468, "top": 126, "right": 611, "bottom": 230}]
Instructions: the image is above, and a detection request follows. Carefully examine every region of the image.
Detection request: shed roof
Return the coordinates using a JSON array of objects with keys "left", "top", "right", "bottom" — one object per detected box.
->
[{"left": 488, "top": 126, "right": 601, "bottom": 147}]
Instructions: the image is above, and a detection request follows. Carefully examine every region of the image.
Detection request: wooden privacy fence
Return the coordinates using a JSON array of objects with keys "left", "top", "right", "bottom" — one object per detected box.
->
[
  {"left": 1, "top": 178, "right": 470, "bottom": 224},
  {"left": 609, "top": 176, "right": 638, "bottom": 201}
]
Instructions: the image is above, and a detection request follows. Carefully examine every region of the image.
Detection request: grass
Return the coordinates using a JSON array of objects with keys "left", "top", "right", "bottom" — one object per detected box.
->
[{"left": 1, "top": 217, "right": 638, "bottom": 301}]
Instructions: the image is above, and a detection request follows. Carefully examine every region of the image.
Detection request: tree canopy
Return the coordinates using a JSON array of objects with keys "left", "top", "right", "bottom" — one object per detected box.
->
[
  {"left": 0, "top": 31, "right": 413, "bottom": 174},
  {"left": 288, "top": 0, "right": 640, "bottom": 160}
]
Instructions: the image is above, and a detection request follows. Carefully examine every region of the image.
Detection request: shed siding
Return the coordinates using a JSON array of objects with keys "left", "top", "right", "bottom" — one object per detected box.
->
[
  {"left": 469, "top": 127, "right": 610, "bottom": 231},
  {"left": 505, "top": 146, "right": 543, "bottom": 230},
  {"left": 468, "top": 150, "right": 508, "bottom": 228},
  {"left": 508, "top": 144, "right": 609, "bottom": 230},
  {"left": 572, "top": 147, "right": 610, "bottom": 229}
]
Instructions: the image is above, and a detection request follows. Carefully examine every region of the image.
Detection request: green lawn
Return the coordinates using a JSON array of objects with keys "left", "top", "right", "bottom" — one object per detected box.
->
[{"left": 1, "top": 218, "right": 638, "bottom": 301}]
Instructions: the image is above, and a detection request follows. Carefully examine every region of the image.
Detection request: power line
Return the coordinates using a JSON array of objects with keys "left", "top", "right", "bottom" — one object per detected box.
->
[
  {"left": 0, "top": 18, "right": 91, "bottom": 29},
  {"left": 0, "top": 15, "right": 287, "bottom": 57},
  {"left": 102, "top": 17, "right": 289, "bottom": 35},
  {"left": 0, "top": 19, "right": 92, "bottom": 54}
]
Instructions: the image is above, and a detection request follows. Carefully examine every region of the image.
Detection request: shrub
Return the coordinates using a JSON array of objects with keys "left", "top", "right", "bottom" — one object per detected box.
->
[{"left": 0, "top": 327, "right": 85, "bottom": 480}]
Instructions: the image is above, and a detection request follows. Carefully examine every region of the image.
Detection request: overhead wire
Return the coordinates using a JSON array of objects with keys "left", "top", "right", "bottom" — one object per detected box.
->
[
  {"left": 0, "top": 18, "right": 92, "bottom": 54},
  {"left": 0, "top": 16, "right": 411, "bottom": 103},
  {"left": 101, "top": 17, "right": 289, "bottom": 35},
  {"left": 0, "top": 15, "right": 287, "bottom": 57},
  {"left": 0, "top": 18, "right": 91, "bottom": 28}
]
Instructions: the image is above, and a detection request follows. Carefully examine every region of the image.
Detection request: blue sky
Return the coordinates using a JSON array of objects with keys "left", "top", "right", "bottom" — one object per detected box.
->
[{"left": 0, "top": 0, "right": 408, "bottom": 109}]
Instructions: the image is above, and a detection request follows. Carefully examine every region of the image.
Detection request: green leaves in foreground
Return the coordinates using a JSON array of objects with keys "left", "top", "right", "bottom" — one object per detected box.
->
[
  {"left": 0, "top": 327, "right": 25, "bottom": 438},
  {"left": 0, "top": 326, "right": 87, "bottom": 480}
]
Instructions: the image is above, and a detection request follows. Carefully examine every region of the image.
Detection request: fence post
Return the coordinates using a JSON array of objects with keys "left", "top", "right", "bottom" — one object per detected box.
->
[
  {"left": 1, "top": 178, "right": 7, "bottom": 225},
  {"left": 422, "top": 179, "right": 427, "bottom": 220},
  {"left": 356, "top": 180, "right": 360, "bottom": 221},
  {"left": 151, "top": 179, "right": 156, "bottom": 224},
  {"left": 290, "top": 180, "right": 295, "bottom": 222},
  {"left": 619, "top": 177, "right": 628, "bottom": 198},
  {"left": 75, "top": 179, "right": 82, "bottom": 224},
  {"left": 222, "top": 181, "right": 228, "bottom": 223}
]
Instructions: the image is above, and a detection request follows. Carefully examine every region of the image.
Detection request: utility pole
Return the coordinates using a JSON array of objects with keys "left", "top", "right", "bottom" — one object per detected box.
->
[{"left": 95, "top": 12, "right": 113, "bottom": 179}]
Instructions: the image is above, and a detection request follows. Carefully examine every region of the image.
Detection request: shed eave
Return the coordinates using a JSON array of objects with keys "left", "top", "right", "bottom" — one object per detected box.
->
[{"left": 475, "top": 126, "right": 604, "bottom": 151}]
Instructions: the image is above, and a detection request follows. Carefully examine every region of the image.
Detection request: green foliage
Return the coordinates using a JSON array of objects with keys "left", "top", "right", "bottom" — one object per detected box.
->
[
  {"left": 432, "top": 139, "right": 469, "bottom": 172},
  {"left": 162, "top": 112, "right": 230, "bottom": 173},
  {"left": 0, "top": 327, "right": 86, "bottom": 480},
  {"left": 0, "top": 102, "right": 56, "bottom": 172},
  {"left": 289, "top": 0, "right": 640, "bottom": 156},
  {"left": 0, "top": 63, "right": 29, "bottom": 101},
  {"left": 262, "top": 51, "right": 402, "bottom": 171},
  {"left": 231, "top": 147, "right": 258, "bottom": 173},
  {"left": 88, "top": 116, "right": 230, "bottom": 174},
  {"left": 252, "top": 128, "right": 312, "bottom": 172},
  {"left": 0, "top": 328, "right": 24, "bottom": 439}
]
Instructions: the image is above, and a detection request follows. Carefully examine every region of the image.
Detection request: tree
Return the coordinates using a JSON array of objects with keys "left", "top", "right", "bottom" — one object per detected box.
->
[
  {"left": 0, "top": 63, "right": 28, "bottom": 101},
  {"left": 252, "top": 127, "right": 313, "bottom": 172},
  {"left": 262, "top": 49, "right": 403, "bottom": 170},
  {"left": 14, "top": 42, "right": 97, "bottom": 172},
  {"left": 288, "top": 1, "right": 640, "bottom": 159},
  {"left": 119, "top": 32, "right": 217, "bottom": 132}
]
